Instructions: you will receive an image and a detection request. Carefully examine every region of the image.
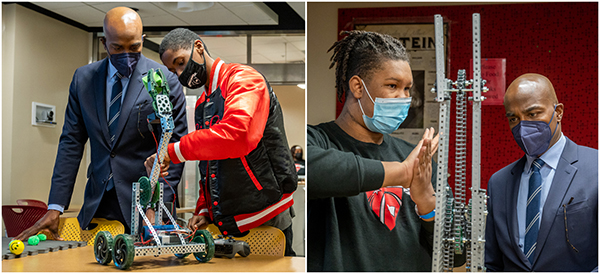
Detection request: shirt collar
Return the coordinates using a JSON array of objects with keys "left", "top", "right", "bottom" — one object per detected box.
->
[
  {"left": 525, "top": 133, "right": 566, "bottom": 172},
  {"left": 107, "top": 59, "right": 119, "bottom": 79}
]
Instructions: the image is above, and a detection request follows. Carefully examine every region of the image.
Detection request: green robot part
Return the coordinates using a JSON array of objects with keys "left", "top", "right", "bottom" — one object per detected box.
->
[{"left": 142, "top": 68, "right": 173, "bottom": 113}]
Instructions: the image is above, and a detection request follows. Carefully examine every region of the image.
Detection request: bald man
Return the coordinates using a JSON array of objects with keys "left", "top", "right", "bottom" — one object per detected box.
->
[
  {"left": 15, "top": 7, "right": 188, "bottom": 240},
  {"left": 484, "top": 73, "right": 598, "bottom": 271}
]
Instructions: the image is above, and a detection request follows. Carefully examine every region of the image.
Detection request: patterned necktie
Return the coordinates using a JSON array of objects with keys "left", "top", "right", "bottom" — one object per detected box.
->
[
  {"left": 524, "top": 158, "right": 544, "bottom": 263},
  {"left": 106, "top": 73, "right": 122, "bottom": 191},
  {"left": 108, "top": 72, "right": 123, "bottom": 145}
]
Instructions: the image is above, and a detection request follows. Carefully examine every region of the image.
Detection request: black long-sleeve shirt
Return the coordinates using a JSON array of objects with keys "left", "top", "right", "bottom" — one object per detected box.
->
[{"left": 307, "top": 121, "right": 437, "bottom": 271}]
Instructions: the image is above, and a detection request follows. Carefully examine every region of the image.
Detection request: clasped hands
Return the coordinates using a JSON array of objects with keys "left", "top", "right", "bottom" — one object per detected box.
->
[{"left": 382, "top": 127, "right": 439, "bottom": 220}]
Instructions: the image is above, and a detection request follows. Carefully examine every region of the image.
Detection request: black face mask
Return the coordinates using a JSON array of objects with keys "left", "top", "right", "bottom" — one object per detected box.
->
[
  {"left": 294, "top": 152, "right": 303, "bottom": 160},
  {"left": 178, "top": 44, "right": 207, "bottom": 89}
]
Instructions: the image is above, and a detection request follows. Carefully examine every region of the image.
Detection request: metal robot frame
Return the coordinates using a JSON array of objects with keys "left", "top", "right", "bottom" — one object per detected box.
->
[
  {"left": 430, "top": 13, "right": 488, "bottom": 272},
  {"left": 93, "top": 69, "right": 214, "bottom": 270}
]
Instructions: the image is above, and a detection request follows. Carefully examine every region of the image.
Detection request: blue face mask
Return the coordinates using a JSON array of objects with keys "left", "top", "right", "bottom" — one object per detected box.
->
[
  {"left": 511, "top": 105, "right": 558, "bottom": 156},
  {"left": 104, "top": 37, "right": 143, "bottom": 78},
  {"left": 357, "top": 78, "right": 411, "bottom": 134},
  {"left": 108, "top": 52, "right": 141, "bottom": 78}
]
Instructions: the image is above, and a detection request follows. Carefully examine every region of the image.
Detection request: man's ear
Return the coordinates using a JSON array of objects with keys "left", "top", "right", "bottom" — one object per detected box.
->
[
  {"left": 194, "top": 39, "right": 205, "bottom": 56},
  {"left": 348, "top": 75, "right": 364, "bottom": 100},
  {"left": 555, "top": 103, "right": 564, "bottom": 123}
]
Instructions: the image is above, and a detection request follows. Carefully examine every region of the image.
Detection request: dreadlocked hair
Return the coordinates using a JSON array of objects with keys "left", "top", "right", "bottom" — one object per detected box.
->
[{"left": 328, "top": 30, "right": 409, "bottom": 102}]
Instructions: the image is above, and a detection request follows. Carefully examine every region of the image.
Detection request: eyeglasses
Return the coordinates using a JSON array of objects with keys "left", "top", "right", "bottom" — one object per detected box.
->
[{"left": 562, "top": 197, "right": 579, "bottom": 253}]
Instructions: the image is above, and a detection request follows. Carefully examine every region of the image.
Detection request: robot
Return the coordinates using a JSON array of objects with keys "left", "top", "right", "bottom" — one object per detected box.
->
[
  {"left": 430, "top": 14, "right": 489, "bottom": 272},
  {"left": 93, "top": 68, "right": 215, "bottom": 270}
]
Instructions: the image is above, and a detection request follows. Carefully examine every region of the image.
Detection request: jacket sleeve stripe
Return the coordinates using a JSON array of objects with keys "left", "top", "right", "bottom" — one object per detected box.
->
[
  {"left": 194, "top": 208, "right": 209, "bottom": 217},
  {"left": 194, "top": 208, "right": 210, "bottom": 216},
  {"left": 173, "top": 142, "right": 186, "bottom": 163},
  {"left": 234, "top": 193, "right": 293, "bottom": 232}
]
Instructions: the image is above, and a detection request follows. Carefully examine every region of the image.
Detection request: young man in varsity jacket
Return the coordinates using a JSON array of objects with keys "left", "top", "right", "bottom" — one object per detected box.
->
[{"left": 145, "top": 28, "right": 297, "bottom": 256}]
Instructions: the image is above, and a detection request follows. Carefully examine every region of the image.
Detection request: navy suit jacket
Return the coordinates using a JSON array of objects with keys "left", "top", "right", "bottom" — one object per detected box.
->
[
  {"left": 48, "top": 55, "right": 188, "bottom": 230},
  {"left": 485, "top": 137, "right": 598, "bottom": 271}
]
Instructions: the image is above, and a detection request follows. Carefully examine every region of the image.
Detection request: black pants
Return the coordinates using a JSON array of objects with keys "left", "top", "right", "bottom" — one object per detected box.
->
[
  {"left": 92, "top": 188, "right": 178, "bottom": 235},
  {"left": 282, "top": 224, "right": 296, "bottom": 256},
  {"left": 92, "top": 187, "right": 130, "bottom": 233}
]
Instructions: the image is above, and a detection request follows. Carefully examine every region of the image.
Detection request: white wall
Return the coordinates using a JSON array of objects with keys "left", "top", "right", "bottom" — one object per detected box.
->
[
  {"left": 2, "top": 4, "right": 17, "bottom": 207},
  {"left": 2, "top": 4, "right": 91, "bottom": 207},
  {"left": 273, "top": 85, "right": 306, "bottom": 151}
]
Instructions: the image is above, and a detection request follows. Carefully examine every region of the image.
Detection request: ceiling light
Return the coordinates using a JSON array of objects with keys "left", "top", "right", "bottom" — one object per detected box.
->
[{"left": 160, "top": 2, "right": 214, "bottom": 12}]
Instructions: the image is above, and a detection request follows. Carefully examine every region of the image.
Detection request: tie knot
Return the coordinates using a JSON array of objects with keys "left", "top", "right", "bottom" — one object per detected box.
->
[
  {"left": 115, "top": 72, "right": 123, "bottom": 80},
  {"left": 532, "top": 158, "right": 544, "bottom": 172}
]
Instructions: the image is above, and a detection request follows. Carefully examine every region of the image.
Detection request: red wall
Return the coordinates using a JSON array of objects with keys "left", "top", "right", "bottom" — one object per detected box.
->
[{"left": 337, "top": 3, "right": 598, "bottom": 196}]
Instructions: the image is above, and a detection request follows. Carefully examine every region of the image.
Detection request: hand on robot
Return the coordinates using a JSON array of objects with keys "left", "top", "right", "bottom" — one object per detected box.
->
[
  {"left": 144, "top": 153, "right": 171, "bottom": 178},
  {"left": 14, "top": 209, "right": 63, "bottom": 241},
  {"left": 145, "top": 208, "right": 158, "bottom": 225},
  {"left": 187, "top": 215, "right": 209, "bottom": 231}
]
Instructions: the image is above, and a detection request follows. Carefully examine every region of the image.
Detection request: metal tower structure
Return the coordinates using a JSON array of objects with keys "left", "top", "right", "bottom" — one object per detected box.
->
[{"left": 431, "top": 13, "right": 488, "bottom": 272}]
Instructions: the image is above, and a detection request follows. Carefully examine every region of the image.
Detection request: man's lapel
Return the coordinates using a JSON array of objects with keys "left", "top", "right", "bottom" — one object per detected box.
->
[
  {"left": 93, "top": 58, "right": 111, "bottom": 145},
  {"left": 506, "top": 157, "right": 532, "bottom": 269},
  {"left": 532, "top": 137, "right": 578, "bottom": 264}
]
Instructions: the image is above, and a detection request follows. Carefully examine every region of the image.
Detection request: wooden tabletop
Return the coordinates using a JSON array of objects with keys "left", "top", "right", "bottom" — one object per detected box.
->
[{"left": 2, "top": 246, "right": 305, "bottom": 272}]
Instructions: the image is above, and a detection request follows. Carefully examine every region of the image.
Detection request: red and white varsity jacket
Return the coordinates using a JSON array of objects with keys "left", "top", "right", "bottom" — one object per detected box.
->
[{"left": 167, "top": 58, "right": 297, "bottom": 235}]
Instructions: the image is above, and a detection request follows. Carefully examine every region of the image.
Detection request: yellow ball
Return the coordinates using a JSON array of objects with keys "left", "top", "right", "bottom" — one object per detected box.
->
[{"left": 9, "top": 240, "right": 24, "bottom": 255}]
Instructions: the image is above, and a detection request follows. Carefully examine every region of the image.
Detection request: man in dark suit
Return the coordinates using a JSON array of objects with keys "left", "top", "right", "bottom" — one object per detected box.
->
[
  {"left": 15, "top": 7, "right": 187, "bottom": 240},
  {"left": 485, "top": 73, "right": 598, "bottom": 271}
]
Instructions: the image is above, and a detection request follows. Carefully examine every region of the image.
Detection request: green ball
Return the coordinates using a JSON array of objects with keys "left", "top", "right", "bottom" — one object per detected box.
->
[
  {"left": 37, "top": 234, "right": 47, "bottom": 241},
  {"left": 28, "top": 235, "right": 40, "bottom": 246}
]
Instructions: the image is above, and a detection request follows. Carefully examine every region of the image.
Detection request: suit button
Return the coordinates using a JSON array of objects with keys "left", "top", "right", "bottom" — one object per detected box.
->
[
  {"left": 110, "top": 152, "right": 116, "bottom": 158},
  {"left": 223, "top": 231, "right": 228, "bottom": 235},
  {"left": 211, "top": 174, "right": 216, "bottom": 178},
  {"left": 218, "top": 222, "right": 223, "bottom": 226},
  {"left": 213, "top": 201, "right": 218, "bottom": 206}
]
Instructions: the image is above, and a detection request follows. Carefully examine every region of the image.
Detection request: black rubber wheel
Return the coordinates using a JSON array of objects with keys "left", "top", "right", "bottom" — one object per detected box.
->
[
  {"left": 112, "top": 234, "right": 135, "bottom": 270},
  {"left": 192, "top": 230, "right": 215, "bottom": 262},
  {"left": 94, "top": 231, "right": 113, "bottom": 265}
]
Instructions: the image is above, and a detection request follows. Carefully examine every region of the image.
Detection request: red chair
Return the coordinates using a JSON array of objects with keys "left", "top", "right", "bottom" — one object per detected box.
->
[
  {"left": 2, "top": 205, "right": 47, "bottom": 237},
  {"left": 16, "top": 199, "right": 47, "bottom": 209}
]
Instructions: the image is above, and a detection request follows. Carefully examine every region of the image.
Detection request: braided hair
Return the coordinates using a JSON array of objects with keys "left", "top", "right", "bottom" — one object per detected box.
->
[{"left": 328, "top": 30, "right": 409, "bottom": 102}]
